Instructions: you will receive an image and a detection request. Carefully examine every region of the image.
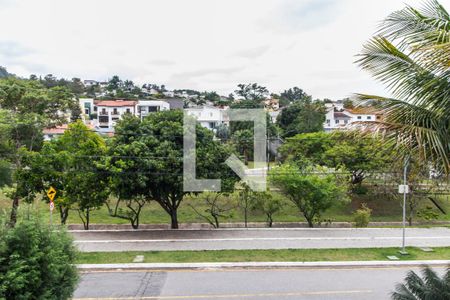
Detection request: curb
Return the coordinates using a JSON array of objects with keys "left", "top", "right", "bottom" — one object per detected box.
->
[
  {"left": 67, "top": 221, "right": 450, "bottom": 231},
  {"left": 77, "top": 260, "right": 450, "bottom": 271}
]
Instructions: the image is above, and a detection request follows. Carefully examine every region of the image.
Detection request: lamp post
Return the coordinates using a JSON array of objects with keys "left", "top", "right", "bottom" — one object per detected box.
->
[{"left": 400, "top": 155, "right": 410, "bottom": 255}]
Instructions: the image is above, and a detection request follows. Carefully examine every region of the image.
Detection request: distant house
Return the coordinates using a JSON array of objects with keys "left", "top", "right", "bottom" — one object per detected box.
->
[
  {"left": 95, "top": 100, "right": 137, "bottom": 132},
  {"left": 83, "top": 80, "right": 98, "bottom": 87},
  {"left": 79, "top": 98, "right": 94, "bottom": 116},
  {"left": 136, "top": 100, "right": 170, "bottom": 119},
  {"left": 165, "top": 98, "right": 184, "bottom": 110},
  {"left": 185, "top": 106, "right": 228, "bottom": 130},
  {"left": 43, "top": 123, "right": 95, "bottom": 140},
  {"left": 324, "top": 103, "right": 383, "bottom": 131},
  {"left": 162, "top": 91, "right": 175, "bottom": 98},
  {"left": 43, "top": 124, "right": 69, "bottom": 141}
]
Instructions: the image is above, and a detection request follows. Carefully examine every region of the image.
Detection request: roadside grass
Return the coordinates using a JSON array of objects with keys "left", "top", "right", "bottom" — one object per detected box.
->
[
  {"left": 1, "top": 191, "right": 449, "bottom": 226},
  {"left": 76, "top": 247, "right": 450, "bottom": 264}
]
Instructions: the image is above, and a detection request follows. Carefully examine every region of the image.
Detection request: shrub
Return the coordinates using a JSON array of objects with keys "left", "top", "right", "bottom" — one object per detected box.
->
[
  {"left": 417, "top": 206, "right": 439, "bottom": 221},
  {"left": 353, "top": 203, "right": 372, "bottom": 227},
  {"left": 0, "top": 219, "right": 79, "bottom": 299}
]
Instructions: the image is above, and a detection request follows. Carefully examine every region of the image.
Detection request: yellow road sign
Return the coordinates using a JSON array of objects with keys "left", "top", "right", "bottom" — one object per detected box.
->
[{"left": 47, "top": 187, "right": 56, "bottom": 202}]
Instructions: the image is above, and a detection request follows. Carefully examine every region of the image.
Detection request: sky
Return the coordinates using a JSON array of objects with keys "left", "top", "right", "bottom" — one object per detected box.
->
[{"left": 0, "top": 0, "right": 448, "bottom": 100}]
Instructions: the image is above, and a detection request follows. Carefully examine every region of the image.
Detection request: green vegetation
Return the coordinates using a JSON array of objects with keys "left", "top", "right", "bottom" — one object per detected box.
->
[
  {"left": 270, "top": 164, "right": 349, "bottom": 227},
  {"left": 391, "top": 266, "right": 450, "bottom": 300},
  {"left": 2, "top": 191, "right": 450, "bottom": 226},
  {"left": 356, "top": 0, "right": 450, "bottom": 173},
  {"left": 353, "top": 204, "right": 372, "bottom": 227},
  {"left": 0, "top": 218, "right": 78, "bottom": 299},
  {"left": 77, "top": 247, "right": 450, "bottom": 264},
  {"left": 276, "top": 96, "right": 326, "bottom": 137}
]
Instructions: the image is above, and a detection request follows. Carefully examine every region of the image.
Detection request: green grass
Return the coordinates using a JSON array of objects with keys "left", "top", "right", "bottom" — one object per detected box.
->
[
  {"left": 1, "top": 190, "right": 449, "bottom": 226},
  {"left": 76, "top": 247, "right": 450, "bottom": 264}
]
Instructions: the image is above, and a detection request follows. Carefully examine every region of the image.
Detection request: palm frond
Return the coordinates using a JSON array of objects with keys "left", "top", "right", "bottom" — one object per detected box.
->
[
  {"left": 356, "top": 37, "right": 449, "bottom": 112},
  {"left": 355, "top": 94, "right": 450, "bottom": 173}
]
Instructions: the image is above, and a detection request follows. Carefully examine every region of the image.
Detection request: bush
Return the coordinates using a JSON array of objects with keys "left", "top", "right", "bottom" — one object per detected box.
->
[
  {"left": 417, "top": 206, "right": 439, "bottom": 221},
  {"left": 0, "top": 219, "right": 79, "bottom": 299},
  {"left": 353, "top": 203, "right": 372, "bottom": 227}
]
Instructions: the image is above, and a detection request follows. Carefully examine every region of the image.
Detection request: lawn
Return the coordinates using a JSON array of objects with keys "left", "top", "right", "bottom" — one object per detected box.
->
[
  {"left": 1, "top": 190, "right": 449, "bottom": 226},
  {"left": 76, "top": 247, "right": 450, "bottom": 264}
]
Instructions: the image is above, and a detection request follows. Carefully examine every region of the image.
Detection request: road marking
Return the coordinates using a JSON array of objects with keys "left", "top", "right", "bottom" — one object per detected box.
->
[
  {"left": 73, "top": 289, "right": 372, "bottom": 299},
  {"left": 74, "top": 236, "right": 450, "bottom": 243}
]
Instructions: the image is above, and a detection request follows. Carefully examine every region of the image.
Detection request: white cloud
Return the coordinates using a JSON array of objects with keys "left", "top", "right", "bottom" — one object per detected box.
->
[{"left": 0, "top": 0, "right": 447, "bottom": 99}]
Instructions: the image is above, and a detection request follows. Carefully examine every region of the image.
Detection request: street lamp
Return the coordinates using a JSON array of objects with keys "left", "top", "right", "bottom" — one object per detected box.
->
[{"left": 399, "top": 155, "right": 410, "bottom": 255}]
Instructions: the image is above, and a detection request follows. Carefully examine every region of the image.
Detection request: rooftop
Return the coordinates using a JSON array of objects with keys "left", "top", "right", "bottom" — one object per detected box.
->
[{"left": 95, "top": 100, "right": 137, "bottom": 107}]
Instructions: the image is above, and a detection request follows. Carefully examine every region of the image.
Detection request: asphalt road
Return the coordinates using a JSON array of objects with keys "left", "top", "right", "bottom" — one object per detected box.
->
[
  {"left": 73, "top": 266, "right": 446, "bottom": 299},
  {"left": 71, "top": 227, "right": 450, "bottom": 252}
]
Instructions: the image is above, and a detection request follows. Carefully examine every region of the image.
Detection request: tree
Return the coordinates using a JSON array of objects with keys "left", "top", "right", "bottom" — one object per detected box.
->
[
  {"left": 0, "top": 77, "right": 76, "bottom": 226},
  {"left": 280, "top": 131, "right": 394, "bottom": 186},
  {"left": 16, "top": 121, "right": 109, "bottom": 228},
  {"left": 0, "top": 218, "right": 79, "bottom": 299},
  {"left": 188, "top": 192, "right": 235, "bottom": 228},
  {"left": 231, "top": 129, "right": 254, "bottom": 164},
  {"left": 342, "top": 98, "right": 354, "bottom": 109},
  {"left": 232, "top": 83, "right": 268, "bottom": 108},
  {"left": 356, "top": 0, "right": 450, "bottom": 174},
  {"left": 105, "top": 115, "right": 153, "bottom": 229},
  {"left": 110, "top": 111, "right": 238, "bottom": 229},
  {"left": 276, "top": 99, "right": 325, "bottom": 137},
  {"left": 251, "top": 191, "right": 284, "bottom": 227},
  {"left": 235, "top": 182, "right": 253, "bottom": 228},
  {"left": 279, "top": 87, "right": 308, "bottom": 106},
  {"left": 391, "top": 266, "right": 450, "bottom": 300},
  {"left": 107, "top": 75, "right": 121, "bottom": 91},
  {"left": 270, "top": 164, "right": 348, "bottom": 227}
]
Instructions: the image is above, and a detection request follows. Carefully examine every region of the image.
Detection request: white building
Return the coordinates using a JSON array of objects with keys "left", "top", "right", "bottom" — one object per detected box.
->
[
  {"left": 185, "top": 106, "right": 229, "bottom": 129},
  {"left": 95, "top": 100, "right": 137, "bottom": 132},
  {"left": 136, "top": 100, "right": 170, "bottom": 120},
  {"left": 83, "top": 80, "right": 98, "bottom": 87},
  {"left": 324, "top": 104, "right": 382, "bottom": 131},
  {"left": 79, "top": 98, "right": 95, "bottom": 116}
]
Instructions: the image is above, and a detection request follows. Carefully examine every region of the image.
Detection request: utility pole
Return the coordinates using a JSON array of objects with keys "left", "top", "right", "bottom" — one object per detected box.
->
[{"left": 400, "top": 155, "right": 410, "bottom": 255}]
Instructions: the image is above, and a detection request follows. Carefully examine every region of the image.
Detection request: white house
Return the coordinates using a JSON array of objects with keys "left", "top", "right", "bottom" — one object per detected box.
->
[
  {"left": 184, "top": 106, "right": 228, "bottom": 129},
  {"left": 83, "top": 80, "right": 98, "bottom": 87},
  {"left": 95, "top": 100, "right": 137, "bottom": 132},
  {"left": 136, "top": 100, "right": 170, "bottom": 119},
  {"left": 79, "top": 98, "right": 95, "bottom": 116},
  {"left": 162, "top": 91, "right": 175, "bottom": 98},
  {"left": 324, "top": 104, "right": 383, "bottom": 131}
]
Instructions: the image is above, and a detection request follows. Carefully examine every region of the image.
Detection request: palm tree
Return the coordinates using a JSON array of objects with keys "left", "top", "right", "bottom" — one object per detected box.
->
[
  {"left": 356, "top": 0, "right": 449, "bottom": 173},
  {"left": 391, "top": 266, "right": 450, "bottom": 299}
]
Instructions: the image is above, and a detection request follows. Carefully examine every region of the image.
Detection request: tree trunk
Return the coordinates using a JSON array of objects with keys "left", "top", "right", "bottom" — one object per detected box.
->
[
  {"left": 244, "top": 209, "right": 248, "bottom": 228},
  {"left": 59, "top": 207, "right": 70, "bottom": 225},
  {"left": 305, "top": 215, "right": 314, "bottom": 228},
  {"left": 212, "top": 214, "right": 220, "bottom": 228},
  {"left": 267, "top": 214, "right": 273, "bottom": 228},
  {"left": 170, "top": 209, "right": 179, "bottom": 229},
  {"left": 9, "top": 196, "right": 20, "bottom": 227},
  {"left": 84, "top": 207, "right": 90, "bottom": 230},
  {"left": 131, "top": 215, "right": 140, "bottom": 229}
]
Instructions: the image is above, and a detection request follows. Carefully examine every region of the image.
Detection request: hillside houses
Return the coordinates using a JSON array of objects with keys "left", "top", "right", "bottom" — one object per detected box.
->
[
  {"left": 184, "top": 106, "right": 229, "bottom": 129},
  {"left": 324, "top": 103, "right": 382, "bottom": 131}
]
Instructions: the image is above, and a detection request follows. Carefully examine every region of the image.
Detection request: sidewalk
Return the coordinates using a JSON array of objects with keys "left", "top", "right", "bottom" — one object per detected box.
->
[{"left": 77, "top": 260, "right": 450, "bottom": 271}]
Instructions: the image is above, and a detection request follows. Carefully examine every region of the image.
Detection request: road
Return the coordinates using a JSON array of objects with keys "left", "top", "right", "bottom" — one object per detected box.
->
[
  {"left": 71, "top": 227, "right": 450, "bottom": 252},
  {"left": 73, "top": 266, "right": 446, "bottom": 299}
]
